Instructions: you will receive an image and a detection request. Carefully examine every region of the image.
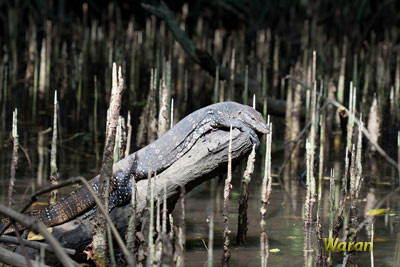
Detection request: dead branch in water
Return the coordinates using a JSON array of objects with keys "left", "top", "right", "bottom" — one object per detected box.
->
[
  {"left": 0, "top": 245, "right": 51, "bottom": 267},
  {"left": 8, "top": 109, "right": 19, "bottom": 207},
  {"left": 0, "top": 204, "right": 79, "bottom": 267},
  {"left": 222, "top": 126, "right": 233, "bottom": 266},
  {"left": 92, "top": 62, "right": 124, "bottom": 266},
  {"left": 15, "top": 129, "right": 255, "bottom": 265},
  {"left": 0, "top": 235, "right": 75, "bottom": 255}
]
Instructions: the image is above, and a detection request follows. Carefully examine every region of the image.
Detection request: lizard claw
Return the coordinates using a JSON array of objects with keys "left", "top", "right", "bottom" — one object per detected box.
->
[{"left": 248, "top": 130, "right": 260, "bottom": 147}]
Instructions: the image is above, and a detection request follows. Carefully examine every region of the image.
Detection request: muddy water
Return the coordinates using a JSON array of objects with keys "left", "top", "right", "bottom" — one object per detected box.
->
[
  {"left": 0, "top": 139, "right": 399, "bottom": 267},
  {"left": 182, "top": 156, "right": 400, "bottom": 267}
]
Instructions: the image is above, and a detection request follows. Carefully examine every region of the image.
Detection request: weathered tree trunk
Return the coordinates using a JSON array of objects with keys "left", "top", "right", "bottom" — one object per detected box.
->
[{"left": 16, "top": 128, "right": 255, "bottom": 264}]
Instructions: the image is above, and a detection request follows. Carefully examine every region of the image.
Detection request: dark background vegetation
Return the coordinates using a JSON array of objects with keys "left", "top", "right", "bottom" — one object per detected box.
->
[
  {"left": 2, "top": 0, "right": 400, "bottom": 42},
  {"left": 0, "top": 0, "right": 399, "bottom": 152}
]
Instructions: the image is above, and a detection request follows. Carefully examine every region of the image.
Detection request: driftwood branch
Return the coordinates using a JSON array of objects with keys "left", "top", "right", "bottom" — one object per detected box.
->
[
  {"left": 141, "top": 1, "right": 287, "bottom": 116},
  {"left": 0, "top": 235, "right": 75, "bottom": 255},
  {"left": 0, "top": 204, "right": 79, "bottom": 267},
  {"left": 93, "top": 63, "right": 125, "bottom": 265},
  {"left": 16, "top": 129, "right": 255, "bottom": 264},
  {"left": 0, "top": 246, "right": 50, "bottom": 267}
]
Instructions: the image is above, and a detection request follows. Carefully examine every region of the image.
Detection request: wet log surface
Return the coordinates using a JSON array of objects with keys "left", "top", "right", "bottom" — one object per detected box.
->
[{"left": 14, "top": 128, "right": 256, "bottom": 264}]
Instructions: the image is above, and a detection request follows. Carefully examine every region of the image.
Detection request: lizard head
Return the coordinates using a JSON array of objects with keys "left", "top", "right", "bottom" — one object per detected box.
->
[
  {"left": 209, "top": 101, "right": 270, "bottom": 136},
  {"left": 234, "top": 103, "right": 270, "bottom": 135},
  {"left": 237, "top": 106, "right": 270, "bottom": 134}
]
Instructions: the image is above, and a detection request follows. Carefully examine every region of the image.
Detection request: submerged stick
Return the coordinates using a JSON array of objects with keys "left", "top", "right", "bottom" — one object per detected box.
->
[
  {"left": 147, "top": 171, "right": 155, "bottom": 265},
  {"left": 327, "top": 169, "right": 335, "bottom": 264},
  {"left": 371, "top": 222, "right": 375, "bottom": 267},
  {"left": 222, "top": 125, "right": 233, "bottom": 267},
  {"left": 355, "top": 116, "right": 363, "bottom": 197},
  {"left": 93, "top": 63, "right": 124, "bottom": 266},
  {"left": 260, "top": 121, "right": 272, "bottom": 267},
  {"left": 207, "top": 214, "right": 214, "bottom": 267},
  {"left": 0, "top": 235, "right": 75, "bottom": 255},
  {"left": 305, "top": 139, "right": 312, "bottom": 221},
  {"left": 309, "top": 80, "right": 317, "bottom": 203},
  {"left": 236, "top": 144, "right": 256, "bottom": 245},
  {"left": 49, "top": 91, "right": 59, "bottom": 204},
  {"left": 176, "top": 187, "right": 186, "bottom": 266},
  {"left": 317, "top": 110, "right": 325, "bottom": 225},
  {"left": 8, "top": 109, "right": 18, "bottom": 207},
  {"left": 12, "top": 222, "right": 33, "bottom": 267},
  {"left": 0, "top": 245, "right": 51, "bottom": 267},
  {"left": 0, "top": 204, "right": 78, "bottom": 267}
]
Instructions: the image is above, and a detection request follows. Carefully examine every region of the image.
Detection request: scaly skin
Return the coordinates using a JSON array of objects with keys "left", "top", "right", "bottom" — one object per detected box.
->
[{"left": 1, "top": 102, "right": 269, "bottom": 231}]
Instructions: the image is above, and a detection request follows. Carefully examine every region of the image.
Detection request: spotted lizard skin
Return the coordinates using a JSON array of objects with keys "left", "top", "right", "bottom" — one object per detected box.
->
[{"left": 2, "top": 102, "right": 269, "bottom": 230}]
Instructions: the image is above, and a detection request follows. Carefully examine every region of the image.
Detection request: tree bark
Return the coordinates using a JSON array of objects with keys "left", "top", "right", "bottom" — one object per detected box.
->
[{"left": 15, "top": 128, "right": 256, "bottom": 264}]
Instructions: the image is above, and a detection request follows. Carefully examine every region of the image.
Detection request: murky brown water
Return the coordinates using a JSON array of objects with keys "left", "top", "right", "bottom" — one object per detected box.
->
[
  {"left": 181, "top": 154, "right": 400, "bottom": 267},
  {"left": 0, "top": 138, "right": 399, "bottom": 266}
]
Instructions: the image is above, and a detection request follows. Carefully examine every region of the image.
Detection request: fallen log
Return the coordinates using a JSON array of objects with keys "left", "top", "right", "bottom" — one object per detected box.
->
[{"left": 16, "top": 128, "right": 255, "bottom": 264}]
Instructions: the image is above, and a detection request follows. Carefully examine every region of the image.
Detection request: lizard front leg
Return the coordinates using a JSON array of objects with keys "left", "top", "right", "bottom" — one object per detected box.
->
[{"left": 212, "top": 116, "right": 260, "bottom": 147}]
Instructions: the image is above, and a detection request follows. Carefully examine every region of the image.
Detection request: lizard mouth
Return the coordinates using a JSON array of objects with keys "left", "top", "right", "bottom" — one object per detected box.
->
[
  {"left": 256, "top": 124, "right": 270, "bottom": 134},
  {"left": 241, "top": 119, "right": 270, "bottom": 135},
  {"left": 252, "top": 121, "right": 270, "bottom": 135}
]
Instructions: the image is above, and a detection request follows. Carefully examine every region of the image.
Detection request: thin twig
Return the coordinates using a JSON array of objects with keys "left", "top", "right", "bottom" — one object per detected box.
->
[
  {"left": 13, "top": 223, "right": 33, "bottom": 267},
  {"left": 18, "top": 145, "right": 32, "bottom": 170},
  {"left": 222, "top": 125, "right": 233, "bottom": 266},
  {"left": 275, "top": 102, "right": 329, "bottom": 208},
  {"left": 0, "top": 235, "right": 75, "bottom": 255},
  {"left": 77, "top": 177, "right": 135, "bottom": 267},
  {"left": 93, "top": 63, "right": 124, "bottom": 265},
  {"left": 0, "top": 204, "right": 79, "bottom": 267},
  {"left": 0, "top": 245, "right": 51, "bottom": 267},
  {"left": 8, "top": 109, "right": 19, "bottom": 207}
]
